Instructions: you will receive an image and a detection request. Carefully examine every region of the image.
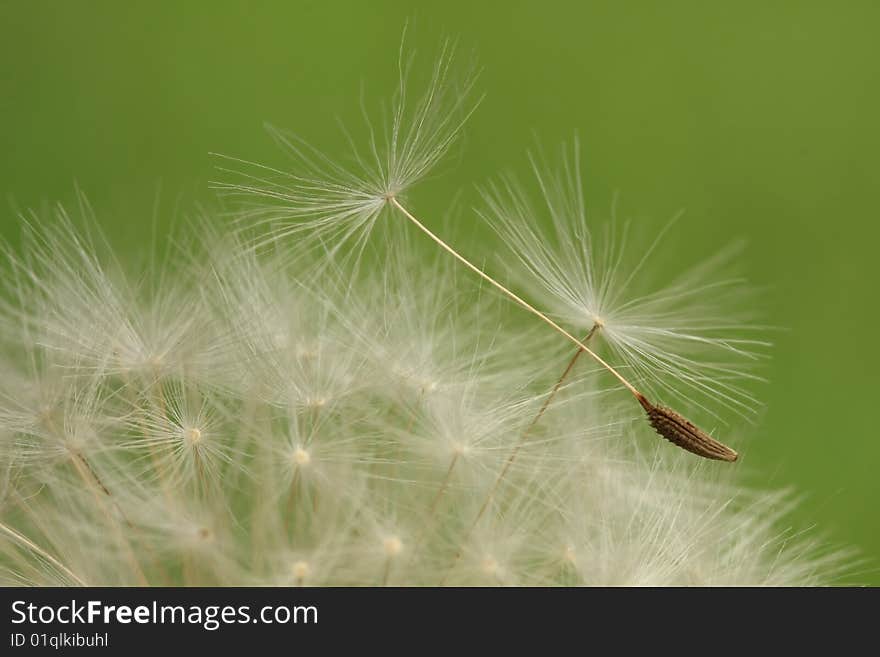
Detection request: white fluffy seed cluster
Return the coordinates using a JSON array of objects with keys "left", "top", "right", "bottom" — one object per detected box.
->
[
  {"left": 0, "top": 215, "right": 845, "bottom": 586},
  {"left": 0, "top": 43, "right": 850, "bottom": 585}
]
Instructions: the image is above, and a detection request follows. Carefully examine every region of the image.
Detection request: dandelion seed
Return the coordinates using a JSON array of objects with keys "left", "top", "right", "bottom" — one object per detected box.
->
[
  {"left": 391, "top": 197, "right": 744, "bottom": 461},
  {"left": 215, "top": 37, "right": 480, "bottom": 264},
  {"left": 8, "top": 208, "right": 223, "bottom": 385},
  {"left": 219, "top": 39, "right": 739, "bottom": 461},
  {"left": 120, "top": 380, "right": 238, "bottom": 490},
  {"left": 0, "top": 41, "right": 853, "bottom": 588},
  {"left": 481, "top": 139, "right": 768, "bottom": 421},
  {"left": 640, "top": 397, "right": 738, "bottom": 462},
  {"left": 0, "top": 219, "right": 849, "bottom": 586}
]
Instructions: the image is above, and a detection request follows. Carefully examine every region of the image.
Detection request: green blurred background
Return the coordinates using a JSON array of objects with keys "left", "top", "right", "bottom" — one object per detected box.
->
[{"left": 1, "top": 1, "right": 878, "bottom": 581}]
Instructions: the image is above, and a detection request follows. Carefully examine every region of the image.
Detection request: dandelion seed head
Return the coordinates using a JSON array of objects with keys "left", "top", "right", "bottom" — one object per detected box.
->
[
  {"left": 214, "top": 37, "right": 480, "bottom": 266},
  {"left": 0, "top": 216, "right": 851, "bottom": 586},
  {"left": 482, "top": 139, "right": 769, "bottom": 421},
  {"left": 0, "top": 47, "right": 853, "bottom": 588}
]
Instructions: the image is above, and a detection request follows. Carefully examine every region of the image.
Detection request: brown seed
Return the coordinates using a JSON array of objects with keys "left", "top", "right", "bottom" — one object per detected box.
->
[{"left": 637, "top": 395, "right": 738, "bottom": 462}]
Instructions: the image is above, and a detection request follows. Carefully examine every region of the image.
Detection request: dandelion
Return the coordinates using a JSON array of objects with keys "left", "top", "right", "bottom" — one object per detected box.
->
[
  {"left": 0, "top": 218, "right": 850, "bottom": 586},
  {"left": 0, "top": 40, "right": 854, "bottom": 587},
  {"left": 480, "top": 139, "right": 768, "bottom": 422},
  {"left": 219, "top": 42, "right": 747, "bottom": 463},
  {"left": 2, "top": 204, "right": 230, "bottom": 392},
  {"left": 214, "top": 36, "right": 480, "bottom": 262},
  {"left": 119, "top": 379, "right": 238, "bottom": 491}
]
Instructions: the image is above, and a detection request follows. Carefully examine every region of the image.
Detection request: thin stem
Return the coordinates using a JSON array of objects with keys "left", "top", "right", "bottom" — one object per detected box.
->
[
  {"left": 40, "top": 411, "right": 113, "bottom": 500},
  {"left": 0, "top": 521, "right": 88, "bottom": 586},
  {"left": 283, "top": 468, "right": 302, "bottom": 537},
  {"left": 404, "top": 451, "right": 461, "bottom": 572},
  {"left": 426, "top": 452, "right": 460, "bottom": 519},
  {"left": 389, "top": 198, "right": 644, "bottom": 401},
  {"left": 440, "top": 327, "right": 598, "bottom": 585},
  {"left": 69, "top": 454, "right": 149, "bottom": 585},
  {"left": 74, "top": 452, "right": 112, "bottom": 497},
  {"left": 381, "top": 557, "right": 392, "bottom": 586},
  {"left": 45, "top": 414, "right": 140, "bottom": 571},
  {"left": 523, "top": 324, "right": 599, "bottom": 436},
  {"left": 405, "top": 387, "right": 426, "bottom": 433},
  {"left": 42, "top": 413, "right": 145, "bottom": 583},
  {"left": 469, "top": 326, "right": 599, "bottom": 532},
  {"left": 388, "top": 387, "right": 425, "bottom": 488}
]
